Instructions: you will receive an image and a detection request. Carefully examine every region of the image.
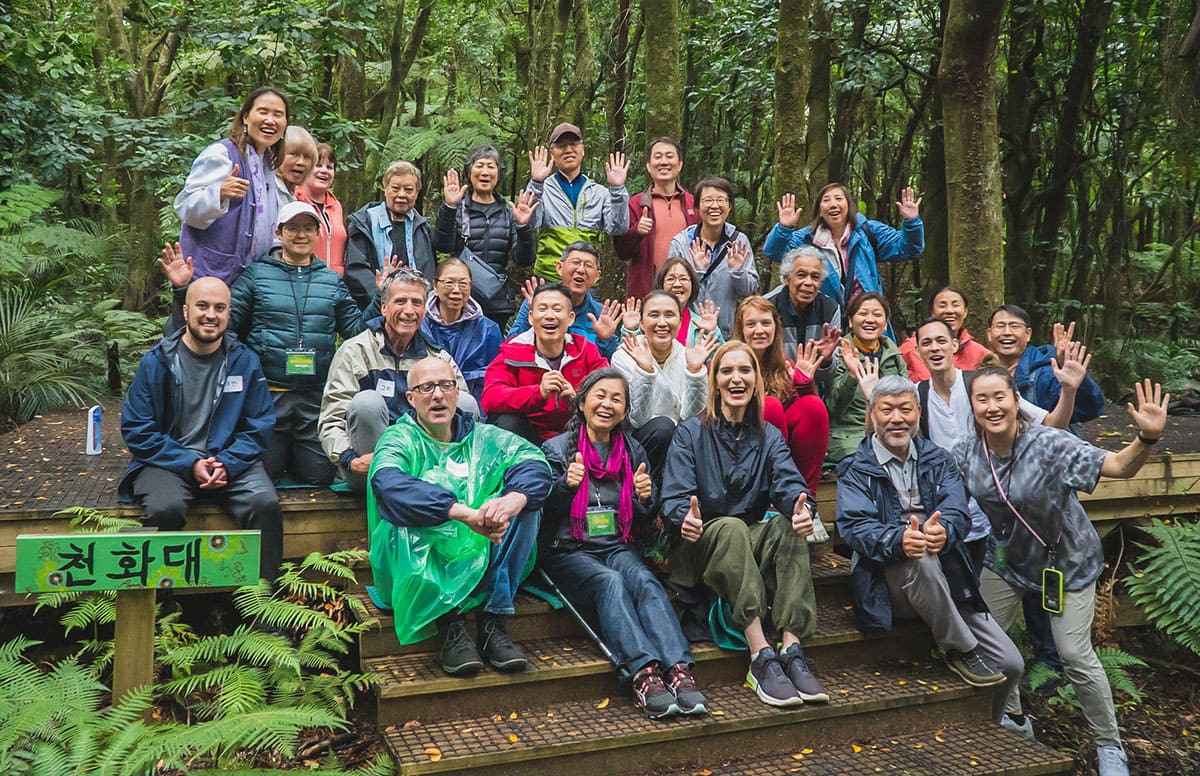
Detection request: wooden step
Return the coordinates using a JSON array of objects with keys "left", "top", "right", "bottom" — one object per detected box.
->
[
  {"left": 368, "top": 599, "right": 933, "bottom": 724},
  {"left": 382, "top": 661, "right": 989, "bottom": 775},
  {"left": 667, "top": 721, "right": 1075, "bottom": 775}
]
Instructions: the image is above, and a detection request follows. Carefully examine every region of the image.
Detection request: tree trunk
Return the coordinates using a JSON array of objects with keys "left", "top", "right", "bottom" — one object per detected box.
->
[
  {"left": 772, "top": 0, "right": 811, "bottom": 202},
  {"left": 999, "top": 0, "right": 1041, "bottom": 305},
  {"left": 938, "top": 0, "right": 1006, "bottom": 335},
  {"left": 606, "top": 0, "right": 633, "bottom": 151},
  {"left": 827, "top": 2, "right": 870, "bottom": 185},
  {"left": 561, "top": 0, "right": 596, "bottom": 128},
  {"left": 805, "top": 0, "right": 832, "bottom": 204},
  {"left": 370, "top": 0, "right": 436, "bottom": 182},
  {"left": 643, "top": 0, "right": 683, "bottom": 141}
]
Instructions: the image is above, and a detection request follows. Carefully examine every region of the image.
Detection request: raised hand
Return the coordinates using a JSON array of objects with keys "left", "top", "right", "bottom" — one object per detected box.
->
[
  {"left": 621, "top": 332, "right": 656, "bottom": 373},
  {"left": 622, "top": 296, "right": 642, "bottom": 331},
  {"left": 510, "top": 188, "right": 539, "bottom": 226},
  {"left": 815, "top": 323, "right": 843, "bottom": 363},
  {"left": 902, "top": 515, "right": 926, "bottom": 558},
  {"left": 220, "top": 164, "right": 248, "bottom": 201},
  {"left": 697, "top": 299, "right": 720, "bottom": 334},
  {"left": 588, "top": 298, "right": 623, "bottom": 341},
  {"left": 636, "top": 206, "right": 653, "bottom": 235},
  {"left": 1052, "top": 321, "right": 1076, "bottom": 363},
  {"left": 685, "top": 329, "right": 719, "bottom": 373},
  {"left": 923, "top": 511, "right": 946, "bottom": 554},
  {"left": 855, "top": 356, "right": 881, "bottom": 401},
  {"left": 839, "top": 338, "right": 863, "bottom": 379},
  {"left": 158, "top": 242, "right": 194, "bottom": 288},
  {"left": 726, "top": 239, "right": 751, "bottom": 271},
  {"left": 528, "top": 146, "right": 553, "bottom": 182},
  {"left": 374, "top": 255, "right": 407, "bottom": 291},
  {"left": 776, "top": 193, "right": 801, "bottom": 229},
  {"left": 1051, "top": 340, "right": 1092, "bottom": 393},
  {"left": 566, "top": 452, "right": 586, "bottom": 488},
  {"left": 1127, "top": 378, "right": 1169, "bottom": 440},
  {"left": 794, "top": 339, "right": 822, "bottom": 380},
  {"left": 680, "top": 495, "right": 705, "bottom": 543},
  {"left": 443, "top": 168, "right": 466, "bottom": 207},
  {"left": 896, "top": 186, "right": 922, "bottom": 221},
  {"left": 690, "top": 237, "right": 711, "bottom": 271},
  {"left": 605, "top": 152, "right": 630, "bottom": 188},
  {"left": 633, "top": 462, "right": 652, "bottom": 502},
  {"left": 790, "top": 492, "right": 814, "bottom": 537},
  {"left": 521, "top": 276, "right": 545, "bottom": 305}
]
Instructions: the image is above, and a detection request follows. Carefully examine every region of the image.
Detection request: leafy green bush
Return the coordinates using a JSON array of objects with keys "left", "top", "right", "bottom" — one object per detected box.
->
[
  {"left": 1124, "top": 518, "right": 1200, "bottom": 658},
  {"left": 1027, "top": 646, "right": 1148, "bottom": 711}
]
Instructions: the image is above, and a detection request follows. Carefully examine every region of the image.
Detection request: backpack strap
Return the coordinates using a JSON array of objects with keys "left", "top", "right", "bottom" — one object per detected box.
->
[{"left": 917, "top": 379, "right": 930, "bottom": 438}]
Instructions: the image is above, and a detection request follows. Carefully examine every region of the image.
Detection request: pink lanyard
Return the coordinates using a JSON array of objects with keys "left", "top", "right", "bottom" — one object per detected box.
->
[{"left": 982, "top": 438, "right": 1059, "bottom": 558}]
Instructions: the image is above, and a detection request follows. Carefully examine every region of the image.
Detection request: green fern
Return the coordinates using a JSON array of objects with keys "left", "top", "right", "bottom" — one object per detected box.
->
[
  {"left": 1041, "top": 646, "right": 1148, "bottom": 709},
  {"left": 0, "top": 186, "right": 63, "bottom": 232},
  {"left": 1124, "top": 519, "right": 1200, "bottom": 657},
  {"left": 56, "top": 507, "right": 144, "bottom": 533}
]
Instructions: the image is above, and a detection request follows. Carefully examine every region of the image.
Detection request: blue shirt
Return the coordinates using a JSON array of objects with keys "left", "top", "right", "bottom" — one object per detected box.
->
[{"left": 555, "top": 171, "right": 586, "bottom": 209}]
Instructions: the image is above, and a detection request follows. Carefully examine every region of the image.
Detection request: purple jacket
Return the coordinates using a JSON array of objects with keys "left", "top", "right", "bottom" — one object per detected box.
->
[{"left": 179, "top": 139, "right": 259, "bottom": 285}]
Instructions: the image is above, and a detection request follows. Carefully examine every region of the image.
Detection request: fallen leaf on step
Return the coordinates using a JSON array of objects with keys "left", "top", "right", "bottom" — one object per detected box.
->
[
  {"left": 423, "top": 748, "right": 441, "bottom": 762},
  {"left": 596, "top": 698, "right": 610, "bottom": 709},
  {"left": 403, "top": 720, "right": 421, "bottom": 729},
  {"left": 801, "top": 748, "right": 813, "bottom": 754},
  {"left": 459, "top": 728, "right": 474, "bottom": 735},
  {"left": 562, "top": 646, "right": 574, "bottom": 652},
  {"left": 710, "top": 710, "right": 725, "bottom": 716},
  {"left": 692, "top": 770, "right": 712, "bottom": 776},
  {"left": 508, "top": 734, "right": 519, "bottom": 743},
  {"left": 509, "top": 712, "right": 518, "bottom": 719},
  {"left": 897, "top": 680, "right": 906, "bottom": 685},
  {"left": 791, "top": 753, "right": 804, "bottom": 760},
  {"left": 851, "top": 743, "right": 863, "bottom": 753}
]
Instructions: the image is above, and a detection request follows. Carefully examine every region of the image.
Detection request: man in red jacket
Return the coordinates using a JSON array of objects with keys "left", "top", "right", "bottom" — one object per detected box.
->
[
  {"left": 483, "top": 283, "right": 608, "bottom": 442},
  {"left": 614, "top": 137, "right": 699, "bottom": 299}
]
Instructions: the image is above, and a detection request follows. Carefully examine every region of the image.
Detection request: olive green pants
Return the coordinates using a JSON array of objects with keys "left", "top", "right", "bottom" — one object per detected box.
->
[{"left": 669, "top": 514, "right": 817, "bottom": 639}]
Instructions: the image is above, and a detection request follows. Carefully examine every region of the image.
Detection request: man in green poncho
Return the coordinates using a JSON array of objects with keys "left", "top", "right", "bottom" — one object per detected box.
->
[{"left": 367, "top": 357, "right": 553, "bottom": 676}]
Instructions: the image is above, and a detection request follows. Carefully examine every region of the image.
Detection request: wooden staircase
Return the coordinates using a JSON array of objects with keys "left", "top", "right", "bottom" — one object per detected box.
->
[{"left": 355, "top": 550, "right": 1076, "bottom": 775}]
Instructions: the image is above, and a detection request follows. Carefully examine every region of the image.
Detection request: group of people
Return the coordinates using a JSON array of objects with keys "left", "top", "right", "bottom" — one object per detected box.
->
[{"left": 115, "top": 86, "right": 1166, "bottom": 775}]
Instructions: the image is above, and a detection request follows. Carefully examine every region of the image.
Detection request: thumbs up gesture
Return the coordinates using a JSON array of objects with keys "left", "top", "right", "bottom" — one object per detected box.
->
[
  {"left": 220, "top": 163, "right": 248, "bottom": 201},
  {"left": 566, "top": 452, "right": 585, "bottom": 488},
  {"left": 681, "top": 495, "right": 705, "bottom": 543},
  {"left": 791, "top": 492, "right": 814, "bottom": 537},
  {"left": 923, "top": 511, "right": 947, "bottom": 554},
  {"left": 633, "top": 462, "right": 652, "bottom": 502},
  {"left": 902, "top": 514, "right": 926, "bottom": 559}
]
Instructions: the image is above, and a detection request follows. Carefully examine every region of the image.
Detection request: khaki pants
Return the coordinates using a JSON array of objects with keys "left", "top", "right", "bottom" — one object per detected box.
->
[{"left": 670, "top": 514, "right": 816, "bottom": 640}]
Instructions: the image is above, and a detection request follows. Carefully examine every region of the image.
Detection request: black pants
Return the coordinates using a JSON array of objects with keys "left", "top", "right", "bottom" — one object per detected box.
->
[
  {"left": 265, "top": 389, "right": 336, "bottom": 486},
  {"left": 631, "top": 417, "right": 676, "bottom": 484},
  {"left": 490, "top": 413, "right": 543, "bottom": 445}
]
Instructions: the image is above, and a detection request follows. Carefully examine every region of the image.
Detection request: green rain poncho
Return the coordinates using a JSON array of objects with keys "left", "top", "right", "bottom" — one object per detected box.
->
[{"left": 366, "top": 413, "right": 549, "bottom": 644}]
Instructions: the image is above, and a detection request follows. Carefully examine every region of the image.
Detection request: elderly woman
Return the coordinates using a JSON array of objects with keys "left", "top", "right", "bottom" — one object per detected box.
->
[
  {"left": 174, "top": 86, "right": 288, "bottom": 286},
  {"left": 297, "top": 142, "right": 348, "bottom": 275},
  {"left": 541, "top": 368, "right": 707, "bottom": 719},
  {"left": 434, "top": 145, "right": 539, "bottom": 326},
  {"left": 666, "top": 178, "right": 758, "bottom": 337},
  {"left": 952, "top": 367, "right": 1168, "bottom": 776},
  {"left": 420, "top": 258, "right": 503, "bottom": 408},
  {"left": 662, "top": 341, "right": 827, "bottom": 708},
  {"left": 636, "top": 258, "right": 723, "bottom": 348},
  {"left": 273, "top": 126, "right": 317, "bottom": 211},
  {"left": 610, "top": 290, "right": 717, "bottom": 478},
  {"left": 825, "top": 292, "right": 908, "bottom": 463},
  {"left": 900, "top": 286, "right": 992, "bottom": 381}
]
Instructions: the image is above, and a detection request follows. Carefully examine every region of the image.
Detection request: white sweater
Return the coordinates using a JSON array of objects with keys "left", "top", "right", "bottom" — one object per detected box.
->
[{"left": 611, "top": 341, "right": 708, "bottom": 428}]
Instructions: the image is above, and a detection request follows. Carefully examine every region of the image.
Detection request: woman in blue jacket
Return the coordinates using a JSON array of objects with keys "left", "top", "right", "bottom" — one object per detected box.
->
[{"left": 420, "top": 258, "right": 503, "bottom": 410}]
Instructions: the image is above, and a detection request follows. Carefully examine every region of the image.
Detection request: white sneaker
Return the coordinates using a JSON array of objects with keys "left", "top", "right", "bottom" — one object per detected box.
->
[
  {"left": 999, "top": 713, "right": 1035, "bottom": 740},
  {"left": 1096, "top": 745, "right": 1130, "bottom": 776}
]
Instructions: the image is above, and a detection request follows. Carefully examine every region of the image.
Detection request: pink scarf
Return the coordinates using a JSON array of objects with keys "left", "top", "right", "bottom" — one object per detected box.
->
[
  {"left": 677, "top": 308, "right": 692, "bottom": 345},
  {"left": 570, "top": 425, "right": 635, "bottom": 542}
]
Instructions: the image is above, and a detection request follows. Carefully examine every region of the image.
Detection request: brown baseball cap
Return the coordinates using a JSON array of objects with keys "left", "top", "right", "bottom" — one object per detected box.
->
[{"left": 549, "top": 122, "right": 583, "bottom": 144}]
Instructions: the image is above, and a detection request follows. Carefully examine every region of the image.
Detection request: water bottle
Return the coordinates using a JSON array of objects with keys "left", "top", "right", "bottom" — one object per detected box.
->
[{"left": 85, "top": 405, "right": 102, "bottom": 455}]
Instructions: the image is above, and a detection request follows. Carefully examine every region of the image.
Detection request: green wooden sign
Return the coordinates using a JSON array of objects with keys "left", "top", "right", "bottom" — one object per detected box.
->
[{"left": 15, "top": 531, "right": 261, "bottom": 593}]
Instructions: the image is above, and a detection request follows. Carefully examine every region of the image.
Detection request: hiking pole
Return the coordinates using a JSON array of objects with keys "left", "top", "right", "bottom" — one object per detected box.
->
[{"left": 536, "top": 566, "right": 630, "bottom": 682}]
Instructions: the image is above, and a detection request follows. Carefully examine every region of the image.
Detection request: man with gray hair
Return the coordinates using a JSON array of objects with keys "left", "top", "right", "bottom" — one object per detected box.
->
[
  {"left": 835, "top": 375, "right": 1030, "bottom": 734},
  {"left": 764, "top": 246, "right": 842, "bottom": 380}
]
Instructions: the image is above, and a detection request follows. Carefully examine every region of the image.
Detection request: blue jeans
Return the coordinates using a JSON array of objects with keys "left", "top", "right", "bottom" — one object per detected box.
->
[
  {"left": 477, "top": 508, "right": 541, "bottom": 615},
  {"left": 542, "top": 543, "right": 693, "bottom": 675}
]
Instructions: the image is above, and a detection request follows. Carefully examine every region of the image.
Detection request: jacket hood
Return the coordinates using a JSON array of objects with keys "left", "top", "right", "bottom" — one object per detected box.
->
[
  {"left": 425, "top": 290, "right": 484, "bottom": 327},
  {"left": 261, "top": 247, "right": 330, "bottom": 272},
  {"left": 1020, "top": 342, "right": 1056, "bottom": 371}
]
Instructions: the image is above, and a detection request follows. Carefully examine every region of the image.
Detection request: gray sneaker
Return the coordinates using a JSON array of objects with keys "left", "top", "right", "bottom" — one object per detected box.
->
[
  {"left": 780, "top": 643, "right": 829, "bottom": 702},
  {"left": 945, "top": 646, "right": 1006, "bottom": 687},
  {"left": 747, "top": 647, "right": 802, "bottom": 707},
  {"left": 999, "top": 713, "right": 1035, "bottom": 740},
  {"left": 1096, "top": 745, "right": 1130, "bottom": 776}
]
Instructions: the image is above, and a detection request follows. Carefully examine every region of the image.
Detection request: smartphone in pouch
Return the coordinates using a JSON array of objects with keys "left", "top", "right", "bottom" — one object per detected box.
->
[{"left": 1042, "top": 567, "right": 1064, "bottom": 614}]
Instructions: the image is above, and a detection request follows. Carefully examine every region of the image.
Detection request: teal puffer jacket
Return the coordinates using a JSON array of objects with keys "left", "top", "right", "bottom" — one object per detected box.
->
[{"left": 229, "top": 250, "right": 368, "bottom": 389}]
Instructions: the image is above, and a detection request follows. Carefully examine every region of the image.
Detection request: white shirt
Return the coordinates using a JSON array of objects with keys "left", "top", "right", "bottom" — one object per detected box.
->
[{"left": 611, "top": 341, "right": 708, "bottom": 428}]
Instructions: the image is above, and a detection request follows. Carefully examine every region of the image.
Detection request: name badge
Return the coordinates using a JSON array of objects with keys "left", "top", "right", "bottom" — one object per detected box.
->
[
  {"left": 285, "top": 349, "right": 317, "bottom": 376},
  {"left": 222, "top": 375, "right": 243, "bottom": 393},
  {"left": 377, "top": 379, "right": 395, "bottom": 398},
  {"left": 445, "top": 458, "right": 468, "bottom": 478},
  {"left": 586, "top": 508, "right": 617, "bottom": 538}
]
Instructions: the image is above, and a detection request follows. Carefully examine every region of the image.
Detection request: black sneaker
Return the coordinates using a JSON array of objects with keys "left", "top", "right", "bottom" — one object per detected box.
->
[
  {"left": 438, "top": 614, "right": 484, "bottom": 676},
  {"left": 946, "top": 646, "right": 1006, "bottom": 687},
  {"left": 477, "top": 613, "right": 528, "bottom": 672},
  {"left": 780, "top": 644, "right": 829, "bottom": 702},
  {"left": 632, "top": 664, "right": 678, "bottom": 719},
  {"left": 747, "top": 647, "right": 802, "bottom": 706},
  {"left": 665, "top": 663, "right": 708, "bottom": 715}
]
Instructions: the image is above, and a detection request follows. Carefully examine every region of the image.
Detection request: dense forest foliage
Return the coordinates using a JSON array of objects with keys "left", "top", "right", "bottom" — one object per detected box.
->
[{"left": 2, "top": 0, "right": 1199, "bottom": 423}]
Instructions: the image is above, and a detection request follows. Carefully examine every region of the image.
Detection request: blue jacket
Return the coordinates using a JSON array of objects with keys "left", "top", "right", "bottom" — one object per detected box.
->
[
  {"left": 118, "top": 331, "right": 275, "bottom": 502},
  {"left": 761, "top": 216, "right": 924, "bottom": 308},
  {"left": 834, "top": 435, "right": 982, "bottom": 632},
  {"left": 1015, "top": 343, "right": 1105, "bottom": 424},
  {"left": 420, "top": 295, "right": 502, "bottom": 408},
  {"left": 507, "top": 290, "right": 620, "bottom": 359}
]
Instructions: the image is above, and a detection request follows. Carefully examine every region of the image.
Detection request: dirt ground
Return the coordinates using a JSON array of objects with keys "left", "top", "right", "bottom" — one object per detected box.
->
[{"left": 1083, "top": 402, "right": 1200, "bottom": 455}]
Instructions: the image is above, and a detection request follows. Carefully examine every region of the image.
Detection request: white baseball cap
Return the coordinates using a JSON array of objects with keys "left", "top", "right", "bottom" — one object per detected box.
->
[{"left": 277, "top": 200, "right": 321, "bottom": 228}]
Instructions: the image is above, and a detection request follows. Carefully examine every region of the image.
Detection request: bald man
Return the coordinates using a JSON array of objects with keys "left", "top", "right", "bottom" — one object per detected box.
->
[{"left": 119, "top": 277, "right": 284, "bottom": 582}]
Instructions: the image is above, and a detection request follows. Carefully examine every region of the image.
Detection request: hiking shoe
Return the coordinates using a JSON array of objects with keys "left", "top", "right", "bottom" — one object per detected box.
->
[
  {"left": 632, "top": 664, "right": 678, "bottom": 719},
  {"left": 438, "top": 614, "right": 483, "bottom": 676},
  {"left": 807, "top": 505, "right": 830, "bottom": 544},
  {"left": 477, "top": 613, "right": 528, "bottom": 672},
  {"left": 1096, "top": 745, "right": 1130, "bottom": 776},
  {"left": 665, "top": 663, "right": 708, "bottom": 715},
  {"left": 999, "top": 713, "right": 1035, "bottom": 740},
  {"left": 945, "top": 646, "right": 1006, "bottom": 687},
  {"left": 780, "top": 644, "right": 829, "bottom": 702},
  {"left": 747, "top": 647, "right": 803, "bottom": 706}
]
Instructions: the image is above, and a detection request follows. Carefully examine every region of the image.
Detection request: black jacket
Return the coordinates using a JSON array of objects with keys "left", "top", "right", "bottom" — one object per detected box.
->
[
  {"left": 766, "top": 285, "right": 841, "bottom": 389},
  {"left": 344, "top": 202, "right": 436, "bottom": 309},
  {"left": 433, "top": 198, "right": 534, "bottom": 320}
]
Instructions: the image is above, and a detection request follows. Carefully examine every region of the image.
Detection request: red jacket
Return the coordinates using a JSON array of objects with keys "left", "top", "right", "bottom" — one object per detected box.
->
[
  {"left": 482, "top": 330, "right": 609, "bottom": 440},
  {"left": 613, "top": 187, "right": 699, "bottom": 299},
  {"left": 900, "top": 327, "right": 992, "bottom": 381}
]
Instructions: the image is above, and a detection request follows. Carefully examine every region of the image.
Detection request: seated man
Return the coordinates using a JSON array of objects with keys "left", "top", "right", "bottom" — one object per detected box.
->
[
  {"left": 319, "top": 268, "right": 472, "bottom": 492},
  {"left": 368, "top": 357, "right": 553, "bottom": 675},
  {"left": 119, "top": 277, "right": 283, "bottom": 582},
  {"left": 484, "top": 282, "right": 609, "bottom": 443},
  {"left": 835, "top": 375, "right": 1027, "bottom": 733},
  {"left": 507, "top": 242, "right": 622, "bottom": 358}
]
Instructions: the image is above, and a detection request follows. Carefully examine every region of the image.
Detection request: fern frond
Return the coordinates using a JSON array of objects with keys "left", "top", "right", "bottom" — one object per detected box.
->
[
  {"left": 159, "top": 626, "right": 298, "bottom": 674},
  {"left": 57, "top": 507, "right": 143, "bottom": 533},
  {"left": 157, "top": 663, "right": 268, "bottom": 716},
  {"left": 1124, "top": 520, "right": 1200, "bottom": 656},
  {"left": 60, "top": 593, "right": 117, "bottom": 635},
  {"left": 0, "top": 186, "right": 63, "bottom": 232}
]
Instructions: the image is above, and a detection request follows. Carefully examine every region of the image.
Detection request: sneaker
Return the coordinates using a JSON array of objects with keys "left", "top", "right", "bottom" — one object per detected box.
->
[
  {"left": 632, "top": 664, "right": 678, "bottom": 719},
  {"left": 438, "top": 614, "right": 483, "bottom": 676},
  {"left": 807, "top": 505, "right": 830, "bottom": 544},
  {"left": 999, "top": 713, "right": 1035, "bottom": 740},
  {"left": 477, "top": 613, "right": 528, "bottom": 672},
  {"left": 780, "top": 644, "right": 829, "bottom": 702},
  {"left": 747, "top": 647, "right": 803, "bottom": 706},
  {"left": 1096, "top": 745, "right": 1130, "bottom": 776},
  {"left": 665, "top": 663, "right": 708, "bottom": 715},
  {"left": 945, "top": 646, "right": 1006, "bottom": 687}
]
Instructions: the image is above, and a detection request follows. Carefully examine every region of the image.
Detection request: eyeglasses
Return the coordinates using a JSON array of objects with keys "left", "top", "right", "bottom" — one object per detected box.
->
[
  {"left": 437, "top": 279, "right": 470, "bottom": 290},
  {"left": 281, "top": 223, "right": 320, "bottom": 234},
  {"left": 410, "top": 380, "right": 458, "bottom": 395},
  {"left": 699, "top": 197, "right": 729, "bottom": 207},
  {"left": 990, "top": 321, "right": 1029, "bottom": 332},
  {"left": 562, "top": 259, "right": 598, "bottom": 272}
]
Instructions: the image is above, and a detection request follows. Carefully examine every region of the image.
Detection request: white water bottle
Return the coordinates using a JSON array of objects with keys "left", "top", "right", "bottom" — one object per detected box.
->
[{"left": 85, "top": 405, "right": 102, "bottom": 455}]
